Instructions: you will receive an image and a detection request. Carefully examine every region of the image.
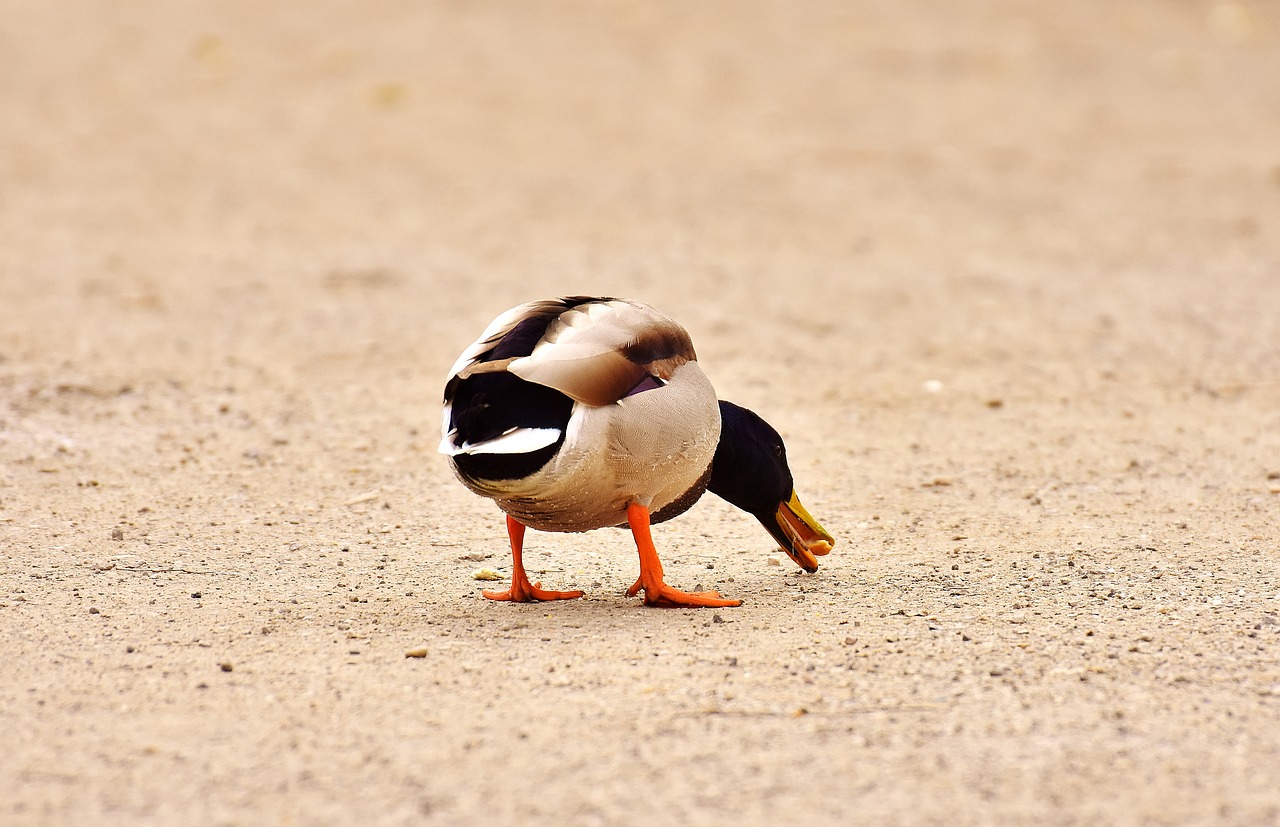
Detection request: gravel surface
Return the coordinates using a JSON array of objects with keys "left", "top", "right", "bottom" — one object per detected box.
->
[{"left": 3, "top": 2, "right": 1279, "bottom": 825}]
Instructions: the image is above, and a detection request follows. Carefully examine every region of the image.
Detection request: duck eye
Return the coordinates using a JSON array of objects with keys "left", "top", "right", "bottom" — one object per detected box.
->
[{"left": 773, "top": 444, "right": 784, "bottom": 459}]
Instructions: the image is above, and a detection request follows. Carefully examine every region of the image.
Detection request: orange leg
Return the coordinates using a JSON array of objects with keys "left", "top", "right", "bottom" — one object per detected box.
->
[
  {"left": 483, "top": 515, "right": 585, "bottom": 603},
  {"left": 623, "top": 502, "right": 742, "bottom": 608}
]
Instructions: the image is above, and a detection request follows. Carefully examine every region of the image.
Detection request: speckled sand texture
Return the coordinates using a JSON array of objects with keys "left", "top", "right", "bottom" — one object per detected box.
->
[{"left": 3, "top": 2, "right": 1280, "bottom": 825}]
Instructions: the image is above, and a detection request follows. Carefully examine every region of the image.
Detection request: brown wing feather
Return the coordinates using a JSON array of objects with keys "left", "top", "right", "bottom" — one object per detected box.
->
[
  {"left": 621, "top": 321, "right": 696, "bottom": 381},
  {"left": 507, "top": 299, "right": 696, "bottom": 406}
]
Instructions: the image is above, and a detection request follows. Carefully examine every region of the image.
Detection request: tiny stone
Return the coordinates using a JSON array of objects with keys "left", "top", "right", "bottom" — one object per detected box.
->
[
  {"left": 110, "top": 528, "right": 124, "bottom": 541},
  {"left": 712, "top": 613, "right": 725, "bottom": 624},
  {"left": 405, "top": 647, "right": 429, "bottom": 658},
  {"left": 190, "top": 592, "right": 202, "bottom": 599},
  {"left": 219, "top": 661, "right": 233, "bottom": 672},
  {"left": 88, "top": 607, "right": 99, "bottom": 614}
]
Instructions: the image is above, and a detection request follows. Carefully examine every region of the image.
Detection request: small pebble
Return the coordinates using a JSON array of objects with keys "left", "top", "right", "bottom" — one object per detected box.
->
[
  {"left": 473, "top": 568, "right": 503, "bottom": 581},
  {"left": 110, "top": 528, "right": 124, "bottom": 541},
  {"left": 219, "top": 661, "right": 233, "bottom": 672},
  {"left": 767, "top": 557, "right": 782, "bottom": 567},
  {"left": 405, "top": 647, "right": 429, "bottom": 658}
]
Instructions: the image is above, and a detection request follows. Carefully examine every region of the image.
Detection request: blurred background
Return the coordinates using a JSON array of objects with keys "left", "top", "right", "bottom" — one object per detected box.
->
[
  {"left": 4, "top": 1, "right": 1277, "bottom": 383},
  {"left": 4, "top": 3, "right": 1280, "bottom": 824}
]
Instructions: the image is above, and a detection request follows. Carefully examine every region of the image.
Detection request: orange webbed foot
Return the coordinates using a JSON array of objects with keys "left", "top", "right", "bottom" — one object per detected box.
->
[
  {"left": 484, "top": 581, "right": 585, "bottom": 603},
  {"left": 625, "top": 503, "right": 742, "bottom": 609},
  {"left": 626, "top": 577, "right": 742, "bottom": 608},
  {"left": 484, "top": 515, "right": 585, "bottom": 604}
]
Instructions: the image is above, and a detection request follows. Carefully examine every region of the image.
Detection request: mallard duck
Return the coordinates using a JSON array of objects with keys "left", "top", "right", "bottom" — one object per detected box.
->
[{"left": 440, "top": 296, "right": 834, "bottom": 608}]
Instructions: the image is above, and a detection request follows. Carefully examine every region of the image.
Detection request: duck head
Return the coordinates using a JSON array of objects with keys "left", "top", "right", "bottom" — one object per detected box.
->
[{"left": 708, "top": 401, "right": 835, "bottom": 572}]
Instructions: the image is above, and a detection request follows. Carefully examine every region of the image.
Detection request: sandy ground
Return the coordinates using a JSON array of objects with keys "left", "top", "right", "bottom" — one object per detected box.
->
[{"left": 3, "top": 2, "right": 1280, "bottom": 825}]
